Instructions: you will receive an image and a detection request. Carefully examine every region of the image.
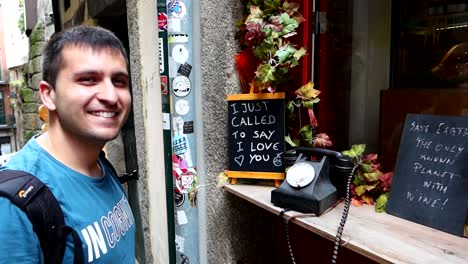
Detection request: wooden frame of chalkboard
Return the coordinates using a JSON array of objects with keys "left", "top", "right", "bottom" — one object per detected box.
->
[
  {"left": 386, "top": 114, "right": 468, "bottom": 237},
  {"left": 227, "top": 92, "right": 286, "bottom": 187}
]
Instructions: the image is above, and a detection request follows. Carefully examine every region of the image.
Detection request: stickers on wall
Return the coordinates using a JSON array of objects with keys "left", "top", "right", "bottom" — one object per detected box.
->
[
  {"left": 162, "top": 113, "right": 171, "bottom": 130},
  {"left": 175, "top": 99, "right": 190, "bottom": 116},
  {"left": 169, "top": 57, "right": 178, "bottom": 78},
  {"left": 172, "top": 44, "right": 189, "bottom": 64},
  {"left": 177, "top": 63, "right": 192, "bottom": 77},
  {"left": 169, "top": 34, "right": 189, "bottom": 43},
  {"left": 183, "top": 121, "right": 194, "bottom": 134},
  {"left": 173, "top": 117, "right": 193, "bottom": 167},
  {"left": 173, "top": 154, "right": 188, "bottom": 170},
  {"left": 161, "top": 76, "right": 168, "bottom": 95},
  {"left": 174, "top": 187, "right": 185, "bottom": 207},
  {"left": 173, "top": 134, "right": 188, "bottom": 155},
  {"left": 168, "top": 0, "right": 187, "bottom": 18},
  {"left": 172, "top": 76, "right": 191, "bottom": 97},
  {"left": 177, "top": 210, "right": 188, "bottom": 225},
  {"left": 175, "top": 168, "right": 196, "bottom": 193},
  {"left": 175, "top": 235, "right": 185, "bottom": 253},
  {"left": 168, "top": 18, "right": 181, "bottom": 32},
  {"left": 158, "top": 38, "right": 165, "bottom": 74},
  {"left": 180, "top": 254, "right": 190, "bottom": 264},
  {"left": 158, "top": 12, "right": 167, "bottom": 31}
]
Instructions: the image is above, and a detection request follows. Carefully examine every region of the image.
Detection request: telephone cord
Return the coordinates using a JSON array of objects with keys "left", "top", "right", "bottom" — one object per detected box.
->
[{"left": 331, "top": 164, "right": 358, "bottom": 264}]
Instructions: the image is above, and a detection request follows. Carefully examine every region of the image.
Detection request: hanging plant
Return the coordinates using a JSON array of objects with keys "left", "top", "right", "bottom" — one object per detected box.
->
[
  {"left": 236, "top": 0, "right": 306, "bottom": 93},
  {"left": 235, "top": 0, "right": 332, "bottom": 148}
]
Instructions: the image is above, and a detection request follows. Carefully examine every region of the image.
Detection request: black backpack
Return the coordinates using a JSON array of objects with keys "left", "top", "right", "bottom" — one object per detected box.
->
[{"left": 0, "top": 152, "right": 138, "bottom": 264}]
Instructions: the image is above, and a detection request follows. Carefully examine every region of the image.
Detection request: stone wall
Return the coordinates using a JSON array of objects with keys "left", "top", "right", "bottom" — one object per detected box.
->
[
  {"left": 200, "top": 1, "right": 276, "bottom": 263},
  {"left": 21, "top": 22, "right": 45, "bottom": 144}
]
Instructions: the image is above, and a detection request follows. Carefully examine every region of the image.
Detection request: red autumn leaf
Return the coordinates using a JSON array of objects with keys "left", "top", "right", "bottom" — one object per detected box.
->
[
  {"left": 313, "top": 133, "right": 333, "bottom": 148},
  {"left": 308, "top": 108, "right": 318, "bottom": 127},
  {"left": 379, "top": 172, "right": 394, "bottom": 192},
  {"left": 351, "top": 198, "right": 363, "bottom": 207},
  {"left": 362, "top": 153, "right": 378, "bottom": 164}
]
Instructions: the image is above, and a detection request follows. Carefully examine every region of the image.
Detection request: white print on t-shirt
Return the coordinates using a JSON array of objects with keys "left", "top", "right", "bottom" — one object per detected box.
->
[{"left": 80, "top": 195, "right": 134, "bottom": 262}]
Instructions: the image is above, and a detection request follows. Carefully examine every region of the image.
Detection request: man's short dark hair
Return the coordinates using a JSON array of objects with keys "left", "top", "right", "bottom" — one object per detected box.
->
[{"left": 42, "top": 25, "right": 129, "bottom": 87}]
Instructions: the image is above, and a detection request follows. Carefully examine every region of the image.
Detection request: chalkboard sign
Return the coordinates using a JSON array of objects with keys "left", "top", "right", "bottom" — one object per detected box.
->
[
  {"left": 226, "top": 93, "right": 286, "bottom": 186},
  {"left": 387, "top": 114, "right": 468, "bottom": 236}
]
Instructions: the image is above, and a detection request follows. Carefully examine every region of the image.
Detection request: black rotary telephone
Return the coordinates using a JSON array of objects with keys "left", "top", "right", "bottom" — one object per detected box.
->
[
  {"left": 271, "top": 147, "right": 358, "bottom": 263},
  {"left": 271, "top": 147, "right": 355, "bottom": 215}
]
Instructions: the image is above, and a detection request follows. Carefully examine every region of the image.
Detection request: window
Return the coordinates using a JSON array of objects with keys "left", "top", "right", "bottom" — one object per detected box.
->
[{"left": 0, "top": 136, "right": 11, "bottom": 155}]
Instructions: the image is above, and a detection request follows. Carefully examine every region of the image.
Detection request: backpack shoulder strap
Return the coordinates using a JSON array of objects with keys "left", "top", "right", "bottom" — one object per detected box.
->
[
  {"left": 99, "top": 151, "right": 138, "bottom": 184},
  {"left": 0, "top": 170, "right": 83, "bottom": 264}
]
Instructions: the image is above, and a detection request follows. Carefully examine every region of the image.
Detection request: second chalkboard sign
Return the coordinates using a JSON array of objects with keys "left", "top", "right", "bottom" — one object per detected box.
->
[
  {"left": 386, "top": 114, "right": 468, "bottom": 236},
  {"left": 227, "top": 93, "right": 286, "bottom": 186}
]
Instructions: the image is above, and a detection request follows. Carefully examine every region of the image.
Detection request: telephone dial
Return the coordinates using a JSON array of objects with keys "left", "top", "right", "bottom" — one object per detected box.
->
[{"left": 271, "top": 147, "right": 355, "bottom": 215}]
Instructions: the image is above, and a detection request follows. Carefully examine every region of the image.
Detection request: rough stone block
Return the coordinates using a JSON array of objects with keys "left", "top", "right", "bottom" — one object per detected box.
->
[
  {"left": 31, "top": 74, "right": 42, "bottom": 91},
  {"left": 30, "top": 41, "right": 45, "bottom": 59},
  {"left": 28, "top": 57, "right": 42, "bottom": 75},
  {"left": 21, "top": 102, "right": 39, "bottom": 114},
  {"left": 29, "top": 23, "right": 44, "bottom": 45},
  {"left": 20, "top": 88, "right": 36, "bottom": 103},
  {"left": 23, "top": 114, "right": 40, "bottom": 130}
]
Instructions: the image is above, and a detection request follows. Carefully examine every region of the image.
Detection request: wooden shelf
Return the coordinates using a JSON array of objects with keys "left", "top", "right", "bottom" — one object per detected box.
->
[{"left": 224, "top": 184, "right": 468, "bottom": 264}]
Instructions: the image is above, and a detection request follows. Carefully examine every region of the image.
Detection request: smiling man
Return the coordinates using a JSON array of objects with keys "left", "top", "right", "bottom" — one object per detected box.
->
[{"left": 0, "top": 26, "right": 135, "bottom": 263}]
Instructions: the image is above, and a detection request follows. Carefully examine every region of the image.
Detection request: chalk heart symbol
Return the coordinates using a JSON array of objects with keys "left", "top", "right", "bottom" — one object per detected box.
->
[{"left": 234, "top": 155, "right": 244, "bottom": 167}]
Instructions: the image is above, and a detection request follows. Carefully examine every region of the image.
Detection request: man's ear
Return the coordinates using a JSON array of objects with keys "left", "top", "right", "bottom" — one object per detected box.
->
[{"left": 39, "top": 81, "right": 56, "bottom": 111}]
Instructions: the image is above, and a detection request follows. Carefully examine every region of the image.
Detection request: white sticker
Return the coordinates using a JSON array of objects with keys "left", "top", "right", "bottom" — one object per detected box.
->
[
  {"left": 162, "top": 113, "right": 171, "bottom": 130},
  {"left": 169, "top": 34, "right": 189, "bottom": 43},
  {"left": 169, "top": 57, "right": 178, "bottom": 78},
  {"left": 168, "top": 18, "right": 181, "bottom": 32},
  {"left": 177, "top": 210, "right": 188, "bottom": 225},
  {"left": 158, "top": 38, "right": 164, "bottom": 73},
  {"left": 172, "top": 44, "right": 189, "bottom": 64},
  {"left": 175, "top": 235, "right": 185, "bottom": 253},
  {"left": 175, "top": 99, "right": 190, "bottom": 115},
  {"left": 172, "top": 76, "right": 191, "bottom": 97}
]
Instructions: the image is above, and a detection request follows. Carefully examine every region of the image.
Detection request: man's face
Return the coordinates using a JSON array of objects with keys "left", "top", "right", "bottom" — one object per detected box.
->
[{"left": 51, "top": 45, "right": 131, "bottom": 144}]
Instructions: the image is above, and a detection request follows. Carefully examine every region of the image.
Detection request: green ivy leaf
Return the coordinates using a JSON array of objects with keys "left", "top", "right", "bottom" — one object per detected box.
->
[
  {"left": 280, "top": 13, "right": 299, "bottom": 35},
  {"left": 363, "top": 171, "right": 382, "bottom": 182},
  {"left": 351, "top": 144, "right": 366, "bottom": 156},
  {"left": 360, "top": 163, "right": 375, "bottom": 173},
  {"left": 285, "top": 135, "right": 298, "bottom": 147},
  {"left": 299, "top": 124, "right": 313, "bottom": 144},
  {"left": 262, "top": 0, "right": 282, "bottom": 15},
  {"left": 246, "top": 6, "right": 264, "bottom": 24},
  {"left": 342, "top": 150, "right": 357, "bottom": 158},
  {"left": 254, "top": 41, "right": 274, "bottom": 61},
  {"left": 355, "top": 185, "right": 366, "bottom": 196},
  {"left": 255, "top": 64, "right": 276, "bottom": 83},
  {"left": 282, "top": 1, "right": 300, "bottom": 13},
  {"left": 294, "top": 47, "right": 307, "bottom": 60},
  {"left": 375, "top": 193, "right": 389, "bottom": 213}
]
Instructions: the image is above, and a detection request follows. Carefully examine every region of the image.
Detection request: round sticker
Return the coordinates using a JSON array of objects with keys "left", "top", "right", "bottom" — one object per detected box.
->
[
  {"left": 174, "top": 187, "right": 185, "bottom": 207},
  {"left": 175, "top": 170, "right": 194, "bottom": 194},
  {"left": 172, "top": 44, "right": 189, "bottom": 64},
  {"left": 170, "top": 1, "right": 187, "bottom": 18},
  {"left": 172, "top": 76, "right": 191, "bottom": 97},
  {"left": 175, "top": 99, "right": 190, "bottom": 115}
]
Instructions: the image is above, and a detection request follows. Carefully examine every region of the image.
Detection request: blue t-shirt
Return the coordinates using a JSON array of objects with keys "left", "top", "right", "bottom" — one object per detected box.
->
[{"left": 0, "top": 137, "right": 135, "bottom": 263}]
